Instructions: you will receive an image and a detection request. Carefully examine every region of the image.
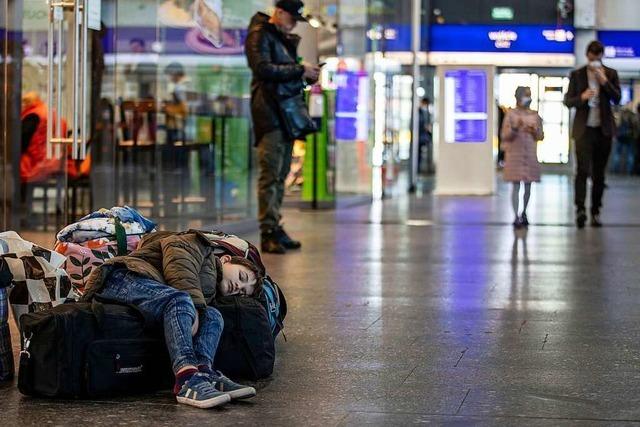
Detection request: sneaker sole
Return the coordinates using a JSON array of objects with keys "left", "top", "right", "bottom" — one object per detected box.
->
[
  {"left": 177, "top": 393, "right": 231, "bottom": 409},
  {"left": 227, "top": 387, "right": 257, "bottom": 400}
]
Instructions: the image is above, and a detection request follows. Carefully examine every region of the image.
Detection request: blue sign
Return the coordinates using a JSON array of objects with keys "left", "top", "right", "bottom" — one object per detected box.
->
[
  {"left": 366, "top": 24, "right": 419, "bottom": 52},
  {"left": 598, "top": 30, "right": 640, "bottom": 59},
  {"left": 444, "top": 70, "right": 487, "bottom": 143},
  {"left": 430, "top": 24, "right": 575, "bottom": 54},
  {"left": 334, "top": 71, "right": 368, "bottom": 141},
  {"left": 367, "top": 24, "right": 575, "bottom": 54}
]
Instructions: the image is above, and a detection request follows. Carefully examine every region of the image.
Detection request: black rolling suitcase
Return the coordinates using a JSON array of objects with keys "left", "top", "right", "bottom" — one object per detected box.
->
[{"left": 18, "top": 299, "right": 172, "bottom": 398}]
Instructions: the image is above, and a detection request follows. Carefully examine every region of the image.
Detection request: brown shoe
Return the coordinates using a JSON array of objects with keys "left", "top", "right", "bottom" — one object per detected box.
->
[{"left": 261, "top": 231, "right": 286, "bottom": 254}]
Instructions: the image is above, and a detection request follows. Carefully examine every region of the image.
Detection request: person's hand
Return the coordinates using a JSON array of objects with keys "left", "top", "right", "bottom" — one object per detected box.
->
[
  {"left": 302, "top": 62, "right": 320, "bottom": 82},
  {"left": 594, "top": 67, "right": 608, "bottom": 84},
  {"left": 581, "top": 88, "right": 597, "bottom": 101},
  {"left": 514, "top": 118, "right": 524, "bottom": 130}
]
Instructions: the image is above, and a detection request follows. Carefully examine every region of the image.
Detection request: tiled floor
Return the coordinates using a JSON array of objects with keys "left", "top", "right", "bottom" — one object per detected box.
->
[{"left": 2, "top": 175, "right": 640, "bottom": 425}]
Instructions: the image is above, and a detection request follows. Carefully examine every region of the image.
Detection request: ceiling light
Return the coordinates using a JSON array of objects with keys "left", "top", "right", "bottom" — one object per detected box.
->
[{"left": 307, "top": 15, "right": 322, "bottom": 29}]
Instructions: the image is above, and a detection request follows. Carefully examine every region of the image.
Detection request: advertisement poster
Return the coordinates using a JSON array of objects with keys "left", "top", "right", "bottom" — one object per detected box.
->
[
  {"left": 444, "top": 70, "right": 488, "bottom": 143},
  {"left": 114, "top": 0, "right": 273, "bottom": 55}
]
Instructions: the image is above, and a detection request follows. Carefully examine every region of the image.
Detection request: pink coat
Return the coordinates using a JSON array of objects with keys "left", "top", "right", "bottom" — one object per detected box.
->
[{"left": 501, "top": 108, "right": 544, "bottom": 183}]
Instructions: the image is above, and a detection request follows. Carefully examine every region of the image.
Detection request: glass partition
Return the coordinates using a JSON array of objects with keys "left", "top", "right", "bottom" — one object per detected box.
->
[
  {"left": 102, "top": 0, "right": 269, "bottom": 230},
  {"left": 1, "top": 0, "right": 272, "bottom": 235}
]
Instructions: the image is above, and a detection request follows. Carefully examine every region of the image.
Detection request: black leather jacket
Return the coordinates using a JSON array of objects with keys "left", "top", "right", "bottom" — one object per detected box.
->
[{"left": 245, "top": 12, "right": 305, "bottom": 143}]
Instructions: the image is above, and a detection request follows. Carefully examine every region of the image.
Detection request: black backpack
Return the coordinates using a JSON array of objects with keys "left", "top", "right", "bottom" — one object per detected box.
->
[
  {"left": 199, "top": 230, "right": 287, "bottom": 337},
  {"left": 18, "top": 299, "right": 172, "bottom": 398},
  {"left": 213, "top": 296, "right": 275, "bottom": 381}
]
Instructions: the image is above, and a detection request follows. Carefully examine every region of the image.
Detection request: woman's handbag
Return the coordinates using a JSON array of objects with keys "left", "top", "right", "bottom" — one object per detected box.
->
[{"left": 278, "top": 93, "right": 317, "bottom": 140}]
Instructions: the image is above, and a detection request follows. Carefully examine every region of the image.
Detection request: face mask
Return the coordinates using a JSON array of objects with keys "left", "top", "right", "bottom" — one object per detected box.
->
[
  {"left": 520, "top": 97, "right": 532, "bottom": 107},
  {"left": 589, "top": 60, "right": 602, "bottom": 68}
]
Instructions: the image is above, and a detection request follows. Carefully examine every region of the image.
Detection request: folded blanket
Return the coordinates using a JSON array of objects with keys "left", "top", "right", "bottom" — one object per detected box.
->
[
  {"left": 57, "top": 206, "right": 156, "bottom": 243},
  {"left": 80, "top": 206, "right": 156, "bottom": 232}
]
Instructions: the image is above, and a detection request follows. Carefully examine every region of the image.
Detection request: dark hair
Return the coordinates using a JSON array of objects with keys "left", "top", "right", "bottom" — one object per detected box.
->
[
  {"left": 515, "top": 86, "right": 530, "bottom": 99},
  {"left": 227, "top": 256, "right": 264, "bottom": 295},
  {"left": 165, "top": 62, "right": 185, "bottom": 78},
  {"left": 586, "top": 40, "right": 604, "bottom": 56},
  {"left": 422, "top": 97, "right": 431, "bottom": 104}
]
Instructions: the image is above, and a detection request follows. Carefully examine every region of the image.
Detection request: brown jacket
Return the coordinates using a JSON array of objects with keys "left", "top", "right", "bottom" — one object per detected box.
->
[{"left": 81, "top": 230, "right": 222, "bottom": 309}]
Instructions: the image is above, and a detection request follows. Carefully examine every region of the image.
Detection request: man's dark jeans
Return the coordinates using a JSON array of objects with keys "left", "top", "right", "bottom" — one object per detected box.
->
[
  {"left": 575, "top": 127, "right": 612, "bottom": 214},
  {"left": 258, "top": 130, "right": 294, "bottom": 233}
]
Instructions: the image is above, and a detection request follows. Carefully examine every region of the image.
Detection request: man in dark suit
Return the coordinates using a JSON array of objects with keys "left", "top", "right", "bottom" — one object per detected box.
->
[{"left": 564, "top": 40, "right": 621, "bottom": 228}]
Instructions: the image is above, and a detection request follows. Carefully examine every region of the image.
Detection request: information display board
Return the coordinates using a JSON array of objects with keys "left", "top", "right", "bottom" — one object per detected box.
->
[
  {"left": 334, "top": 71, "right": 369, "bottom": 142},
  {"left": 444, "top": 70, "right": 488, "bottom": 143},
  {"left": 435, "top": 65, "right": 495, "bottom": 196}
]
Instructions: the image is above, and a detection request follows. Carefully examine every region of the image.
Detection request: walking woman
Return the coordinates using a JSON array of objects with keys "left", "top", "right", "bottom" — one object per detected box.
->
[{"left": 501, "top": 86, "right": 544, "bottom": 228}]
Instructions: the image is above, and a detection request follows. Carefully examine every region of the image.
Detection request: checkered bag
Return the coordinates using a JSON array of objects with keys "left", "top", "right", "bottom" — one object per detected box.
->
[
  {"left": 0, "top": 288, "right": 13, "bottom": 381},
  {"left": 0, "top": 231, "right": 74, "bottom": 330}
]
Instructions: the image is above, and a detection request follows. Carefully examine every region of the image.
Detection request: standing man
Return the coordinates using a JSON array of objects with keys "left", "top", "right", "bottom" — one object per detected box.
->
[
  {"left": 245, "top": 0, "right": 319, "bottom": 254},
  {"left": 564, "top": 40, "right": 621, "bottom": 228}
]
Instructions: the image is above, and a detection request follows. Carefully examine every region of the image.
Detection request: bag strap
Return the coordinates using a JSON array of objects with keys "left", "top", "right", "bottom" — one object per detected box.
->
[
  {"left": 114, "top": 218, "right": 128, "bottom": 256},
  {"left": 232, "top": 297, "right": 260, "bottom": 379},
  {"left": 91, "top": 294, "right": 154, "bottom": 332}
]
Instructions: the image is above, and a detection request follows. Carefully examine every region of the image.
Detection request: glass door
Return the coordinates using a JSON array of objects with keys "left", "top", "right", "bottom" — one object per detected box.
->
[
  {"left": 0, "top": 0, "right": 94, "bottom": 233},
  {"left": 2, "top": 0, "right": 268, "bottom": 236},
  {"left": 105, "top": 0, "right": 265, "bottom": 230}
]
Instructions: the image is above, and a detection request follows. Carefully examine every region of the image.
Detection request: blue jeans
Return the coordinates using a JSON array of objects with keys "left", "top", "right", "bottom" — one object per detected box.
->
[
  {"left": 99, "top": 268, "right": 224, "bottom": 374},
  {"left": 612, "top": 138, "right": 636, "bottom": 174}
]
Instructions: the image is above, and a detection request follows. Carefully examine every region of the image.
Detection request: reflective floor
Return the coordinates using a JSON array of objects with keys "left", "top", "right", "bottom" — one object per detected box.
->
[{"left": 3, "top": 174, "right": 640, "bottom": 425}]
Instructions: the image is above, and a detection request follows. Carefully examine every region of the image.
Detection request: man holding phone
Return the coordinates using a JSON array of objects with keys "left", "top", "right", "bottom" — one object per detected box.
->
[
  {"left": 564, "top": 40, "right": 621, "bottom": 228},
  {"left": 245, "top": 0, "right": 320, "bottom": 254}
]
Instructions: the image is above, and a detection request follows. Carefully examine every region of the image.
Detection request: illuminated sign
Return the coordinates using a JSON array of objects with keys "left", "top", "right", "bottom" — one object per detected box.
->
[
  {"left": 444, "top": 69, "right": 488, "bottom": 144},
  {"left": 429, "top": 24, "right": 575, "bottom": 54},
  {"left": 488, "top": 30, "right": 518, "bottom": 49},
  {"left": 368, "top": 24, "right": 575, "bottom": 54},
  {"left": 598, "top": 30, "right": 640, "bottom": 59},
  {"left": 335, "top": 71, "right": 369, "bottom": 141},
  {"left": 491, "top": 7, "right": 514, "bottom": 20}
]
